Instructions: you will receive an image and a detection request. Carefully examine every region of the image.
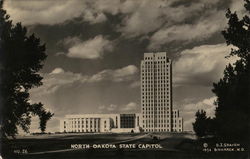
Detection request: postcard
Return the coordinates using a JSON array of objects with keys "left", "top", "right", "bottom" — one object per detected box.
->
[{"left": 0, "top": 0, "right": 249, "bottom": 159}]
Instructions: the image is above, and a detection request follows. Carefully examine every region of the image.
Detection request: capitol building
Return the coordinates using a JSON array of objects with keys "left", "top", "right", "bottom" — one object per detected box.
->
[{"left": 60, "top": 52, "right": 183, "bottom": 133}]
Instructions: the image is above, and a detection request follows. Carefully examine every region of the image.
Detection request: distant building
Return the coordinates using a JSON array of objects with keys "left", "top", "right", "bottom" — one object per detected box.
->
[
  {"left": 60, "top": 113, "right": 141, "bottom": 133},
  {"left": 172, "top": 109, "right": 183, "bottom": 132},
  {"left": 141, "top": 52, "right": 183, "bottom": 132}
]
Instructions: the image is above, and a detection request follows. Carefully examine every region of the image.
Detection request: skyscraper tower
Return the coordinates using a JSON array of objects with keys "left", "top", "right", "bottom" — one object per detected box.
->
[{"left": 141, "top": 52, "right": 173, "bottom": 132}]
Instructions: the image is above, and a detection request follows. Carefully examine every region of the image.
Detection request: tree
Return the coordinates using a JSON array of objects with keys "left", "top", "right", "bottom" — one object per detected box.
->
[
  {"left": 205, "top": 117, "right": 216, "bottom": 136},
  {"left": 192, "top": 110, "right": 208, "bottom": 138},
  {"left": 212, "top": 0, "right": 250, "bottom": 140},
  {"left": 0, "top": 1, "right": 53, "bottom": 138},
  {"left": 192, "top": 110, "right": 216, "bottom": 138}
]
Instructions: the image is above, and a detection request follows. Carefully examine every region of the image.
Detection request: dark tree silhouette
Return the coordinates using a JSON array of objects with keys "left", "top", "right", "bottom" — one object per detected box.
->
[
  {"left": 193, "top": 110, "right": 216, "bottom": 138},
  {"left": 192, "top": 110, "right": 208, "bottom": 138},
  {"left": 0, "top": 1, "right": 53, "bottom": 137},
  {"left": 212, "top": 0, "right": 250, "bottom": 140},
  {"left": 205, "top": 117, "right": 217, "bottom": 136}
]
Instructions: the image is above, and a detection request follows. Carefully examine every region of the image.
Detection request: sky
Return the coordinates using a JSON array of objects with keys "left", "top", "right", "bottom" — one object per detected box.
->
[{"left": 3, "top": 0, "right": 247, "bottom": 132}]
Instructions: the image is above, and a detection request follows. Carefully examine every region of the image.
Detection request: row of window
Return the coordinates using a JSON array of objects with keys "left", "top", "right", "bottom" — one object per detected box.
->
[
  {"left": 142, "top": 99, "right": 170, "bottom": 102},
  {"left": 142, "top": 79, "right": 169, "bottom": 83},
  {"left": 143, "top": 114, "right": 170, "bottom": 118},
  {"left": 142, "top": 111, "right": 170, "bottom": 114},
  {"left": 143, "top": 61, "right": 169, "bottom": 64},
  {"left": 142, "top": 72, "right": 169, "bottom": 75},
  {"left": 143, "top": 128, "right": 171, "bottom": 132},
  {"left": 143, "top": 76, "right": 169, "bottom": 80},
  {"left": 142, "top": 100, "right": 170, "bottom": 103},
  {"left": 142, "top": 115, "right": 170, "bottom": 118},
  {"left": 142, "top": 68, "right": 169, "bottom": 73},
  {"left": 142, "top": 71, "right": 169, "bottom": 74},
  {"left": 143, "top": 60, "right": 169, "bottom": 63},
  {"left": 142, "top": 97, "right": 170, "bottom": 100},
  {"left": 143, "top": 120, "right": 170, "bottom": 123},
  {"left": 142, "top": 68, "right": 169, "bottom": 72},
  {"left": 142, "top": 104, "right": 169, "bottom": 107},
  {"left": 142, "top": 67, "right": 170, "bottom": 71},
  {"left": 141, "top": 75, "right": 169, "bottom": 78},
  {"left": 69, "top": 118, "right": 100, "bottom": 122},
  {"left": 144, "top": 124, "right": 170, "bottom": 127},
  {"left": 70, "top": 120, "right": 100, "bottom": 124},
  {"left": 142, "top": 80, "right": 169, "bottom": 84},
  {"left": 142, "top": 70, "right": 169, "bottom": 74},
  {"left": 142, "top": 107, "right": 170, "bottom": 110},
  {"left": 69, "top": 118, "right": 100, "bottom": 120},
  {"left": 142, "top": 90, "right": 170, "bottom": 93},
  {"left": 71, "top": 125, "right": 99, "bottom": 128},
  {"left": 173, "top": 120, "right": 182, "bottom": 123},
  {"left": 142, "top": 86, "right": 169, "bottom": 89},
  {"left": 173, "top": 124, "right": 182, "bottom": 128},
  {"left": 142, "top": 92, "right": 169, "bottom": 95},
  {"left": 142, "top": 111, "right": 169, "bottom": 114},
  {"left": 144, "top": 56, "right": 167, "bottom": 60},
  {"left": 142, "top": 67, "right": 169, "bottom": 70},
  {"left": 142, "top": 84, "right": 169, "bottom": 87},
  {"left": 70, "top": 123, "right": 97, "bottom": 127},
  {"left": 142, "top": 73, "right": 169, "bottom": 76},
  {"left": 142, "top": 66, "right": 169, "bottom": 69},
  {"left": 173, "top": 129, "right": 182, "bottom": 132},
  {"left": 64, "top": 129, "right": 100, "bottom": 133},
  {"left": 142, "top": 88, "right": 170, "bottom": 91},
  {"left": 142, "top": 104, "right": 170, "bottom": 107},
  {"left": 142, "top": 95, "right": 170, "bottom": 98}
]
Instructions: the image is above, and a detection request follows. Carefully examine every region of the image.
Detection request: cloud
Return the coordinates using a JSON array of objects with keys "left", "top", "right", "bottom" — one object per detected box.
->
[
  {"left": 90, "top": 0, "right": 144, "bottom": 16},
  {"left": 117, "top": 1, "right": 166, "bottom": 38},
  {"left": 98, "top": 104, "right": 118, "bottom": 113},
  {"left": 89, "top": 65, "right": 138, "bottom": 82},
  {"left": 98, "top": 102, "right": 139, "bottom": 113},
  {"left": 83, "top": 10, "right": 107, "bottom": 24},
  {"left": 3, "top": 0, "right": 85, "bottom": 25},
  {"left": 148, "top": 10, "right": 226, "bottom": 49},
  {"left": 230, "top": 0, "right": 247, "bottom": 18},
  {"left": 181, "top": 96, "right": 217, "bottom": 131},
  {"left": 31, "top": 68, "right": 84, "bottom": 96},
  {"left": 66, "top": 35, "right": 113, "bottom": 59},
  {"left": 173, "top": 43, "right": 238, "bottom": 87},
  {"left": 4, "top": 0, "right": 225, "bottom": 30},
  {"left": 50, "top": 68, "right": 64, "bottom": 74},
  {"left": 58, "top": 36, "right": 82, "bottom": 48},
  {"left": 31, "top": 65, "right": 138, "bottom": 96},
  {"left": 3, "top": 0, "right": 234, "bottom": 49},
  {"left": 3, "top": 0, "right": 108, "bottom": 25},
  {"left": 129, "top": 81, "right": 141, "bottom": 88},
  {"left": 183, "top": 97, "right": 216, "bottom": 117},
  {"left": 120, "top": 102, "right": 138, "bottom": 112},
  {"left": 117, "top": 0, "right": 223, "bottom": 38}
]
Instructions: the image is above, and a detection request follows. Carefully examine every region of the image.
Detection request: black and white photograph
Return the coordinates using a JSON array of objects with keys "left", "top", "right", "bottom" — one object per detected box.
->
[{"left": 0, "top": 0, "right": 249, "bottom": 158}]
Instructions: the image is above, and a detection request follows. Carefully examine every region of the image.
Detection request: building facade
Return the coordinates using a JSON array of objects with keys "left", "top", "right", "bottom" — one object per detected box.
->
[
  {"left": 172, "top": 109, "right": 183, "bottom": 132},
  {"left": 60, "top": 113, "right": 141, "bottom": 133},
  {"left": 141, "top": 52, "right": 173, "bottom": 132}
]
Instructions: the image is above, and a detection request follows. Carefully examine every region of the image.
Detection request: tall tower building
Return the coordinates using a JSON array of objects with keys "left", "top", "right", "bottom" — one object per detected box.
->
[{"left": 141, "top": 52, "right": 173, "bottom": 132}]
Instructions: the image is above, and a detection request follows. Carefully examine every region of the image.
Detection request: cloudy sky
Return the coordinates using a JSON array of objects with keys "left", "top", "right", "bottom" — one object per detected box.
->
[{"left": 3, "top": 0, "right": 246, "bottom": 132}]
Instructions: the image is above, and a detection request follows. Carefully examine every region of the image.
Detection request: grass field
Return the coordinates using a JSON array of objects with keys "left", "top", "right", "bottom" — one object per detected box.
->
[{"left": 1, "top": 132, "right": 248, "bottom": 159}]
